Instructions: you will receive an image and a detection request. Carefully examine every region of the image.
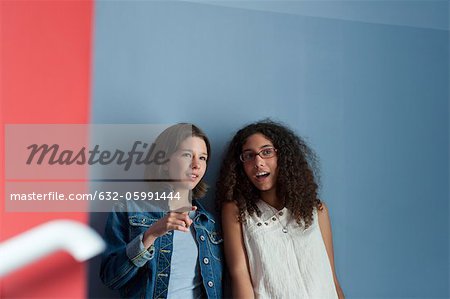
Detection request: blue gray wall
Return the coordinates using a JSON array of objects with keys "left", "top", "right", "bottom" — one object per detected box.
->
[{"left": 89, "top": 1, "right": 449, "bottom": 298}]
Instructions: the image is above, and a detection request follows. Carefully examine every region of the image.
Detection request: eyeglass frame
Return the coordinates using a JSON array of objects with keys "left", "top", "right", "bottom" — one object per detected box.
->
[{"left": 239, "top": 147, "right": 278, "bottom": 163}]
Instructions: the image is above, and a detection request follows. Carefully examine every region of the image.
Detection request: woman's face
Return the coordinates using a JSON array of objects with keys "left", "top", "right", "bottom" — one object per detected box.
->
[
  {"left": 168, "top": 136, "right": 208, "bottom": 190},
  {"left": 241, "top": 133, "right": 278, "bottom": 193}
]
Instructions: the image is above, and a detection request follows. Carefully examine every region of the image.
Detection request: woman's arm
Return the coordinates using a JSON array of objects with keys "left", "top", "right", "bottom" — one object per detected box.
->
[
  {"left": 100, "top": 208, "right": 150, "bottom": 290},
  {"left": 222, "top": 201, "right": 255, "bottom": 299},
  {"left": 317, "top": 203, "right": 345, "bottom": 299},
  {"left": 100, "top": 206, "right": 194, "bottom": 290}
]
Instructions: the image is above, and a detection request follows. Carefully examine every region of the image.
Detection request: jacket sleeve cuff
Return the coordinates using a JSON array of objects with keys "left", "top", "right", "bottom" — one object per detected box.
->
[{"left": 126, "top": 233, "right": 155, "bottom": 267}]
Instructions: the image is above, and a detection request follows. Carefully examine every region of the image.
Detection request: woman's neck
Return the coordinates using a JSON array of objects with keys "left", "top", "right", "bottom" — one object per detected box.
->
[{"left": 260, "top": 189, "right": 284, "bottom": 210}]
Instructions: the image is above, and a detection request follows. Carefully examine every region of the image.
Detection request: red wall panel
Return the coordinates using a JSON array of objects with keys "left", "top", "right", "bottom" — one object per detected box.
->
[{"left": 1, "top": 1, "right": 93, "bottom": 297}]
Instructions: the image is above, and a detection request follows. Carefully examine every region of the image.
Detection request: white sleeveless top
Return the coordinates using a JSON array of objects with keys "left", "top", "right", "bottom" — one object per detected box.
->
[{"left": 242, "top": 200, "right": 338, "bottom": 299}]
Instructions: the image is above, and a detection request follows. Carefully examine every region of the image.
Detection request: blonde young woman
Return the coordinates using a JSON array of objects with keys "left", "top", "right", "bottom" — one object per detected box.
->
[{"left": 101, "top": 124, "right": 223, "bottom": 298}]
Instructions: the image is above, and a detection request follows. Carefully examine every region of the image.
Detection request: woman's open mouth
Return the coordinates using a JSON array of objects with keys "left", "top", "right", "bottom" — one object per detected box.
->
[
  {"left": 255, "top": 171, "right": 270, "bottom": 180},
  {"left": 187, "top": 173, "right": 199, "bottom": 181}
]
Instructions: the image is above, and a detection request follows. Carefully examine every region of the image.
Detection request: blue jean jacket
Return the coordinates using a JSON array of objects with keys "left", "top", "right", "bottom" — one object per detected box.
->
[{"left": 100, "top": 200, "right": 223, "bottom": 298}]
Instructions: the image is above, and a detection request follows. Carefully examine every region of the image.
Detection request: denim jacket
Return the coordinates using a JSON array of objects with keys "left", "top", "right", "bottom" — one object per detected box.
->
[{"left": 100, "top": 199, "right": 223, "bottom": 299}]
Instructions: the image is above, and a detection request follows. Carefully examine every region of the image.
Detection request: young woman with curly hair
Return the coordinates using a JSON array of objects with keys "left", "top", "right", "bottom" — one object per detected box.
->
[{"left": 217, "top": 120, "right": 344, "bottom": 299}]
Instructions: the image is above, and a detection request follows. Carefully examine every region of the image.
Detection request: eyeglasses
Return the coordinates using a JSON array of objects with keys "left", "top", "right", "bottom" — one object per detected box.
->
[{"left": 240, "top": 147, "right": 277, "bottom": 163}]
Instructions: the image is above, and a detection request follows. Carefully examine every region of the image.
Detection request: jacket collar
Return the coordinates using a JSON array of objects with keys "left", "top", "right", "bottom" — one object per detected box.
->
[{"left": 192, "top": 199, "right": 215, "bottom": 222}]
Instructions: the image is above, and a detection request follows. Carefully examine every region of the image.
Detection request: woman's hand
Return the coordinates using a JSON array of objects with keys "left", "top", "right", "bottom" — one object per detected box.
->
[{"left": 142, "top": 206, "right": 197, "bottom": 248}]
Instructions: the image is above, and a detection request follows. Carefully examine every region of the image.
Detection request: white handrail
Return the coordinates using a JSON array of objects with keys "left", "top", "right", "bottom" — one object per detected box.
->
[{"left": 0, "top": 220, "right": 105, "bottom": 277}]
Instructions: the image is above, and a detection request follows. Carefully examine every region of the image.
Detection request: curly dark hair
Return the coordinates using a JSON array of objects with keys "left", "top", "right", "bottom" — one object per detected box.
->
[{"left": 216, "top": 120, "right": 322, "bottom": 228}]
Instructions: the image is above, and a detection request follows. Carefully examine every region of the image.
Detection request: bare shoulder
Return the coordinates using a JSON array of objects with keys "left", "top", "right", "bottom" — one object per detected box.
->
[
  {"left": 221, "top": 201, "right": 240, "bottom": 223},
  {"left": 317, "top": 202, "right": 330, "bottom": 219},
  {"left": 222, "top": 200, "right": 239, "bottom": 213},
  {"left": 317, "top": 202, "right": 332, "bottom": 231}
]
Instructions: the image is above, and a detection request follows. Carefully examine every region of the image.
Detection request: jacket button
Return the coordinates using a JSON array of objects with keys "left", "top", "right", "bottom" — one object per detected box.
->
[
  {"left": 207, "top": 281, "right": 214, "bottom": 287},
  {"left": 203, "top": 257, "right": 209, "bottom": 264},
  {"left": 200, "top": 235, "right": 205, "bottom": 241}
]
